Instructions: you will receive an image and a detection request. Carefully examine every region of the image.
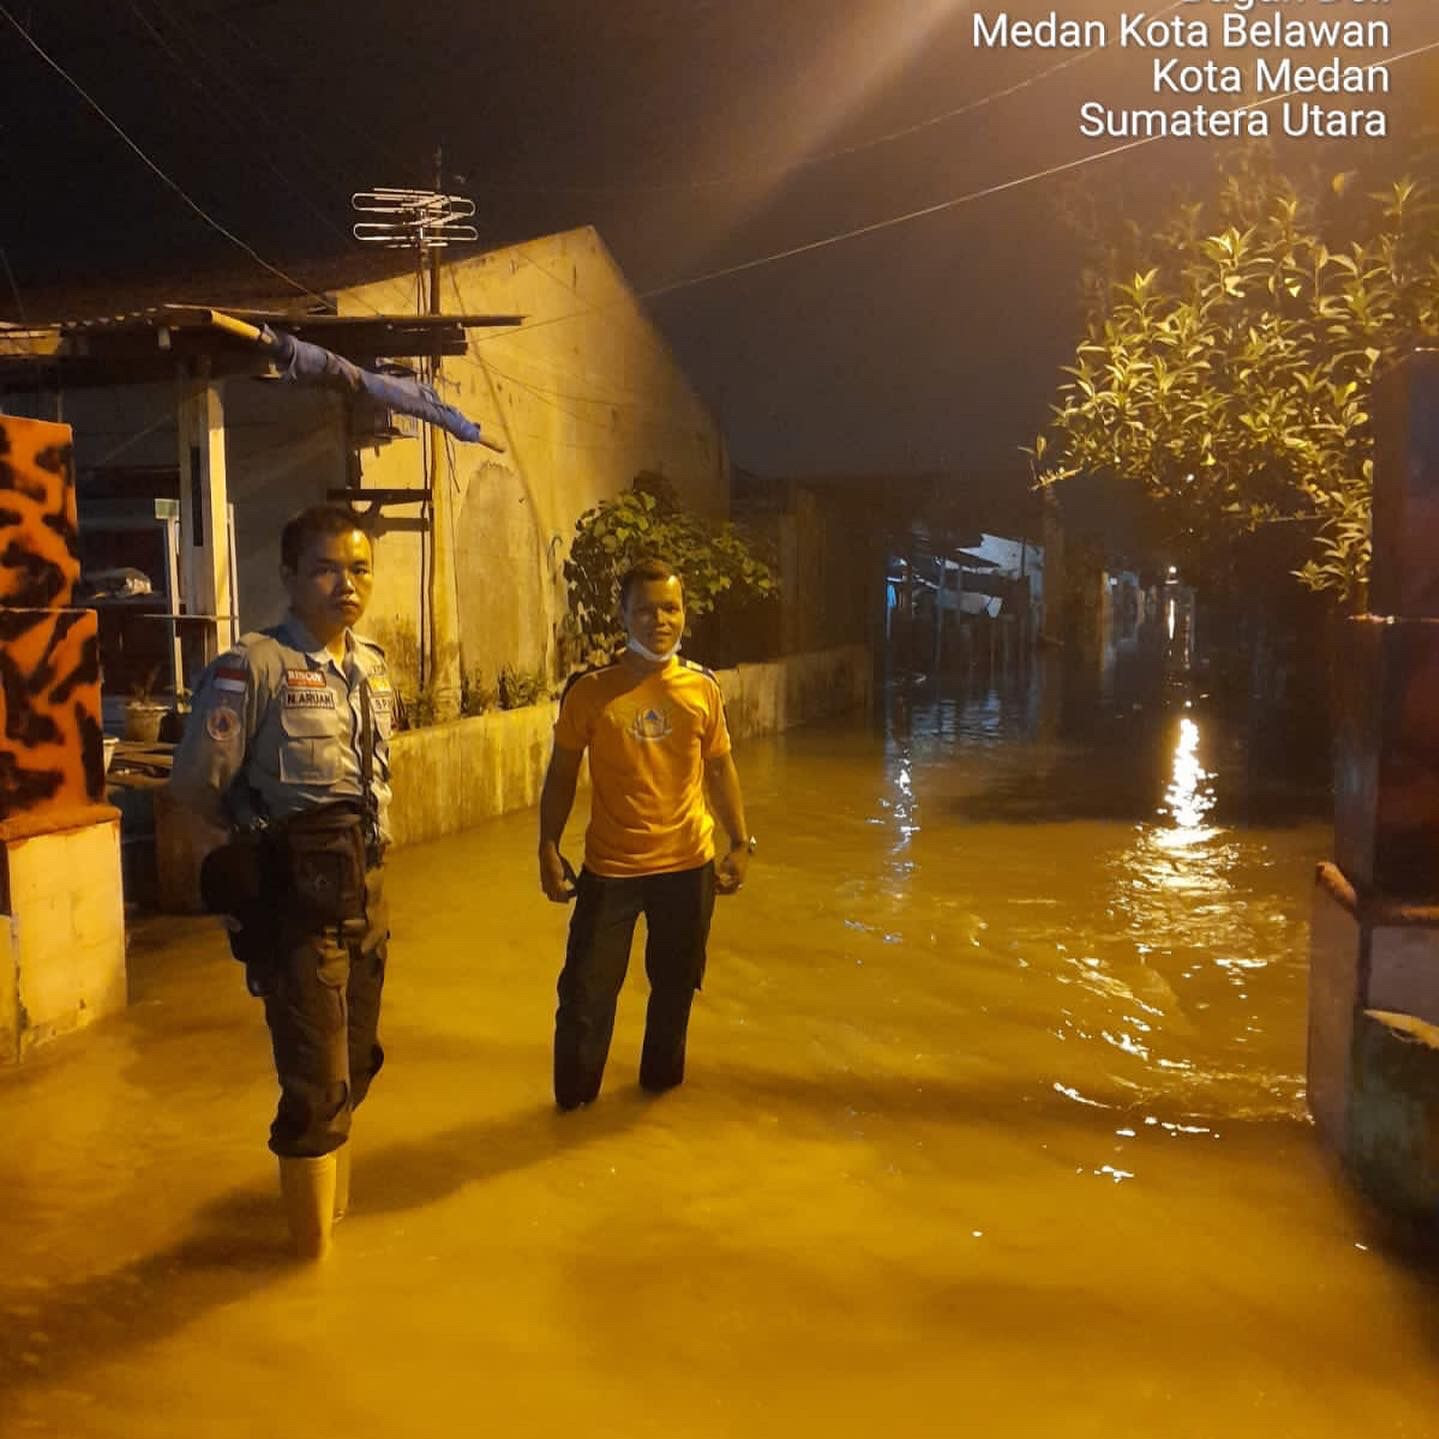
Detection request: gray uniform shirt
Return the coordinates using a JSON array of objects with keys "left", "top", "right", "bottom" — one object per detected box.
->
[{"left": 169, "top": 614, "right": 394, "bottom": 846}]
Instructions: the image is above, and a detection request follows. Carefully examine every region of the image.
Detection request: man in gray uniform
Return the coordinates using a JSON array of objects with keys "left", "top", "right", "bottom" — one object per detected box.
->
[{"left": 169, "top": 504, "right": 396, "bottom": 1260}]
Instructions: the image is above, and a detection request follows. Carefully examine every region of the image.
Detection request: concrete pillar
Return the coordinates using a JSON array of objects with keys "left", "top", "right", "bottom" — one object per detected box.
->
[
  {"left": 1309, "top": 348, "right": 1439, "bottom": 1231},
  {"left": 177, "top": 374, "right": 235, "bottom": 665},
  {"left": 1308, "top": 864, "right": 1439, "bottom": 1226},
  {"left": 0, "top": 415, "right": 127, "bottom": 1062},
  {"left": 1, "top": 810, "right": 128, "bottom": 1062}
]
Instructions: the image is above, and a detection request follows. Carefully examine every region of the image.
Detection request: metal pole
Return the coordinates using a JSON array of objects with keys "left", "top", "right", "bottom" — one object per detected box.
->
[
  {"left": 425, "top": 145, "right": 461, "bottom": 721},
  {"left": 160, "top": 508, "right": 183, "bottom": 699},
  {"left": 226, "top": 501, "right": 239, "bottom": 643}
]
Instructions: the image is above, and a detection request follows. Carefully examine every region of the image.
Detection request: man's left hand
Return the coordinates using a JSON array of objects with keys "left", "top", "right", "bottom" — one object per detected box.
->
[{"left": 715, "top": 842, "right": 750, "bottom": 896}]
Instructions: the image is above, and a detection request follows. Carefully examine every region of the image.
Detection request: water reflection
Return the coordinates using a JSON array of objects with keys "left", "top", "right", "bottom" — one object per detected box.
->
[
  {"left": 876, "top": 665, "right": 1313, "bottom": 1129},
  {"left": 1160, "top": 715, "right": 1217, "bottom": 839}
]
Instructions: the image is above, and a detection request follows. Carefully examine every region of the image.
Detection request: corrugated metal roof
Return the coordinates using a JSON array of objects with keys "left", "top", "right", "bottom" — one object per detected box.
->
[{"left": 0, "top": 303, "right": 523, "bottom": 383}]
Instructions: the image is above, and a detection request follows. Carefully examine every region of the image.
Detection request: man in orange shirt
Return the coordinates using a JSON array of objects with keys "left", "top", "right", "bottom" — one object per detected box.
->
[{"left": 538, "top": 557, "right": 752, "bottom": 1109}]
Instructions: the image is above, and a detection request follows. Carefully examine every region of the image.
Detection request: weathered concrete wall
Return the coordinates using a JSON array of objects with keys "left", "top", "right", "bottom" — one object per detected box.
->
[
  {"left": 713, "top": 645, "right": 871, "bottom": 745},
  {"left": 1, "top": 814, "right": 128, "bottom": 1063},
  {"left": 1308, "top": 863, "right": 1439, "bottom": 1230},
  {"left": 387, "top": 644, "right": 869, "bottom": 849},
  {"left": 387, "top": 702, "right": 563, "bottom": 849},
  {"left": 342, "top": 226, "right": 730, "bottom": 700}
]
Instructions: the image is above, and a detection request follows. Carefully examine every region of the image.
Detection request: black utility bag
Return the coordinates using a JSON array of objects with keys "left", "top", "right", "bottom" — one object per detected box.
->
[
  {"left": 199, "top": 828, "right": 271, "bottom": 916},
  {"left": 274, "top": 803, "right": 368, "bottom": 927}
]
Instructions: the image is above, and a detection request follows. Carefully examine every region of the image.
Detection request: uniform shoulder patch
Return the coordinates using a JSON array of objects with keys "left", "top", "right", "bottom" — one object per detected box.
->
[
  {"left": 202, "top": 648, "right": 252, "bottom": 696},
  {"left": 205, "top": 704, "right": 242, "bottom": 743}
]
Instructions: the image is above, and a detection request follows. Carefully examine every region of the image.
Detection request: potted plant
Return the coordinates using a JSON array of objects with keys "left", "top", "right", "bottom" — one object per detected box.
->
[
  {"left": 123, "top": 668, "right": 170, "bottom": 743},
  {"left": 158, "top": 686, "right": 191, "bottom": 744}
]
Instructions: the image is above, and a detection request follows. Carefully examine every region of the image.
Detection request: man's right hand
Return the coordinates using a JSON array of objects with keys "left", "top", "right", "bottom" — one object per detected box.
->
[{"left": 539, "top": 843, "right": 578, "bottom": 903}]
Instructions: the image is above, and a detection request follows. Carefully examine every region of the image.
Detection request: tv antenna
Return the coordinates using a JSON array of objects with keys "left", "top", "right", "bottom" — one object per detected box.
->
[{"left": 350, "top": 188, "right": 478, "bottom": 251}]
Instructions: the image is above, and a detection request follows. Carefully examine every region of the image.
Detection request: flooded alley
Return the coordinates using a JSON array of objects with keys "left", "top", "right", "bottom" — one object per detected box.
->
[{"left": 3, "top": 667, "right": 1438, "bottom": 1438}]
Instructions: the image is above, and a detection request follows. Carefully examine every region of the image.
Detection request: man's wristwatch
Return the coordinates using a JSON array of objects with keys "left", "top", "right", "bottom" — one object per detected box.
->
[{"left": 730, "top": 834, "right": 757, "bottom": 856}]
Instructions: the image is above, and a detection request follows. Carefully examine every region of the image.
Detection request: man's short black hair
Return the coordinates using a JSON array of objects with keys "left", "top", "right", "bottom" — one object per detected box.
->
[
  {"left": 618, "top": 556, "right": 682, "bottom": 610},
  {"left": 280, "top": 504, "right": 372, "bottom": 573}
]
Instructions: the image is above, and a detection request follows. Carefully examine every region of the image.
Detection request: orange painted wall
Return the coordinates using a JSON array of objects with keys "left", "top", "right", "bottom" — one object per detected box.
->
[{"left": 0, "top": 416, "right": 105, "bottom": 820}]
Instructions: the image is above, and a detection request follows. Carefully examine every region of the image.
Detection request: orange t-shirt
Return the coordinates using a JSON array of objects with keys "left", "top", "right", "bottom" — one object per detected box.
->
[{"left": 553, "top": 656, "right": 731, "bottom": 877}]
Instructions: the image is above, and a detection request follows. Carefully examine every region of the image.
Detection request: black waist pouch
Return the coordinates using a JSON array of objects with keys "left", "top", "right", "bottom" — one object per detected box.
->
[
  {"left": 200, "top": 830, "right": 278, "bottom": 972},
  {"left": 200, "top": 830, "right": 270, "bottom": 915},
  {"left": 275, "top": 804, "right": 367, "bottom": 926}
]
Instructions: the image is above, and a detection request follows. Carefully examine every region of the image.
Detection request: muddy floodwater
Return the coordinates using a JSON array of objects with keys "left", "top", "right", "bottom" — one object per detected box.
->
[{"left": 3, "top": 664, "right": 1438, "bottom": 1437}]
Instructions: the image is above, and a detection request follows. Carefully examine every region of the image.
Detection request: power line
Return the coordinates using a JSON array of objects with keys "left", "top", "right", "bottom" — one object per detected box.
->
[
  {"left": 0, "top": 244, "right": 26, "bottom": 323},
  {"left": 123, "top": 0, "right": 350, "bottom": 244},
  {"left": 642, "top": 35, "right": 1439, "bottom": 302},
  {"left": 458, "top": 5, "right": 1188, "bottom": 200},
  {"left": 0, "top": 1, "right": 324, "bottom": 304}
]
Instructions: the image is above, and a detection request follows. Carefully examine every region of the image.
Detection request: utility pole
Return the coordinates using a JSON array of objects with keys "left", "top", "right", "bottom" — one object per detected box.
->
[
  {"left": 425, "top": 145, "right": 462, "bottom": 721},
  {"left": 352, "top": 157, "right": 476, "bottom": 721}
]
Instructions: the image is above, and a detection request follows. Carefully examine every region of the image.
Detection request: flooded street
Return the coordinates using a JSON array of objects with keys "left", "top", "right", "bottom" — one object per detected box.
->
[{"left": 4, "top": 665, "right": 1438, "bottom": 1437}]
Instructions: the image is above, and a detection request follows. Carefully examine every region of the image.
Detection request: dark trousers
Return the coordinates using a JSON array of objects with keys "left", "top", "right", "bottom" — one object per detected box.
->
[
  {"left": 554, "top": 862, "right": 715, "bottom": 1109},
  {"left": 253, "top": 867, "right": 389, "bottom": 1158}
]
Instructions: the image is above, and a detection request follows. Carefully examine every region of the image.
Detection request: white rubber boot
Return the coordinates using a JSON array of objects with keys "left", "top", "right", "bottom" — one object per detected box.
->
[
  {"left": 278, "top": 1154, "right": 337, "bottom": 1260},
  {"left": 333, "top": 1142, "right": 351, "bottom": 1222}
]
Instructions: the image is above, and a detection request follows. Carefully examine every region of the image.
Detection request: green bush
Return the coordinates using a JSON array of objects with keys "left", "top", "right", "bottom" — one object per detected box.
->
[
  {"left": 1034, "top": 152, "right": 1439, "bottom": 609},
  {"left": 563, "top": 473, "right": 778, "bottom": 664}
]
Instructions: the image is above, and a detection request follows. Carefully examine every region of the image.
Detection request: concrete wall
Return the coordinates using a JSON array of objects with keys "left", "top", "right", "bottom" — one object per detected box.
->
[
  {"left": 730, "top": 482, "right": 888, "bottom": 663},
  {"left": 340, "top": 226, "right": 729, "bottom": 698},
  {"left": 1309, "top": 864, "right": 1439, "bottom": 1229},
  {"left": 386, "top": 644, "right": 870, "bottom": 849},
  {"left": 1, "top": 815, "right": 128, "bottom": 1064}
]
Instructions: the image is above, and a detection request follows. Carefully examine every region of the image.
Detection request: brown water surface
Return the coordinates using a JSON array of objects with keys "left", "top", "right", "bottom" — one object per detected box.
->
[{"left": 2, "top": 668, "right": 1436, "bottom": 1436}]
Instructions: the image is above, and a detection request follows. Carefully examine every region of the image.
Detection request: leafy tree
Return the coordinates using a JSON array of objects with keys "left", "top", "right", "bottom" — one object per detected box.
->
[
  {"left": 563, "top": 473, "right": 778, "bottom": 664},
  {"left": 1033, "top": 153, "right": 1439, "bottom": 610}
]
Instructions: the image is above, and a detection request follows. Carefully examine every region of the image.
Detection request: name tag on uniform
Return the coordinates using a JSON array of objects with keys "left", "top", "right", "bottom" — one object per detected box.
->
[
  {"left": 283, "top": 688, "right": 337, "bottom": 710},
  {"left": 283, "top": 669, "right": 328, "bottom": 690}
]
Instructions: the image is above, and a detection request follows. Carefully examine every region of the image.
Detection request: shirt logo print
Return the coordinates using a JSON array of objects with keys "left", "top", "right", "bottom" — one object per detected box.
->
[{"left": 628, "top": 705, "right": 673, "bottom": 742}]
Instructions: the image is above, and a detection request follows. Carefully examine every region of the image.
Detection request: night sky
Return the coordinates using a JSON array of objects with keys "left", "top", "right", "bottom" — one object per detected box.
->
[{"left": 4, "top": 0, "right": 1437, "bottom": 484}]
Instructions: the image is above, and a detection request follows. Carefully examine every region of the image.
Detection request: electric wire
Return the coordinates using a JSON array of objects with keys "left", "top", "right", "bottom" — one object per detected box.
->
[
  {"left": 9, "top": 7, "right": 1435, "bottom": 452},
  {"left": 456, "top": 1, "right": 1189, "bottom": 198},
  {"left": 642, "top": 36, "right": 1439, "bottom": 301},
  {"left": 123, "top": 0, "right": 350, "bottom": 244},
  {"left": 0, "top": 245, "right": 27, "bottom": 323},
  {"left": 0, "top": 1, "right": 326, "bottom": 304}
]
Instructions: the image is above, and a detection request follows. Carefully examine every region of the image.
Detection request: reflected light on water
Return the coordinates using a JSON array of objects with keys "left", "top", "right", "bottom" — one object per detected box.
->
[
  {"left": 884, "top": 750, "right": 920, "bottom": 855},
  {"left": 1157, "top": 716, "right": 1216, "bottom": 848}
]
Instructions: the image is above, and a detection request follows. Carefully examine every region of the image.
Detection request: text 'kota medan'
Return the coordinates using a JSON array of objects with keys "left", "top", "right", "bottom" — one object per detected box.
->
[{"left": 1151, "top": 58, "right": 1389, "bottom": 96}]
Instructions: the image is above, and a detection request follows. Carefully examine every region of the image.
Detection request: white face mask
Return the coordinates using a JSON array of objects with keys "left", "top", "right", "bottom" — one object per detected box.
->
[{"left": 626, "top": 634, "right": 680, "bottom": 663}]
